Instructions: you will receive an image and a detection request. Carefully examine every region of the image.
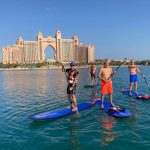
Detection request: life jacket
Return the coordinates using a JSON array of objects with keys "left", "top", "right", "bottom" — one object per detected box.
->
[{"left": 67, "top": 69, "right": 78, "bottom": 84}]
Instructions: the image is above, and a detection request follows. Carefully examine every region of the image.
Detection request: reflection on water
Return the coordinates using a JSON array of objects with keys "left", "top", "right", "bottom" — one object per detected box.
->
[
  {"left": 0, "top": 67, "right": 150, "bottom": 150},
  {"left": 69, "top": 120, "right": 81, "bottom": 150},
  {"left": 89, "top": 88, "right": 98, "bottom": 103},
  {"left": 100, "top": 115, "right": 116, "bottom": 146}
]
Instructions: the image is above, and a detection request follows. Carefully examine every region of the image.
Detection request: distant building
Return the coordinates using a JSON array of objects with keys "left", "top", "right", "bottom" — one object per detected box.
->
[{"left": 2, "top": 31, "right": 94, "bottom": 64}]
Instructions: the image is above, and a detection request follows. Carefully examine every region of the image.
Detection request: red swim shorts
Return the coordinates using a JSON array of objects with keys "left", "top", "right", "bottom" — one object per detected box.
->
[{"left": 101, "top": 80, "right": 113, "bottom": 95}]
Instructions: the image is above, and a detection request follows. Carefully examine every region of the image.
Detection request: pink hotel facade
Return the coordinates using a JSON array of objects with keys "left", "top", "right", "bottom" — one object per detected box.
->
[{"left": 2, "top": 31, "right": 94, "bottom": 64}]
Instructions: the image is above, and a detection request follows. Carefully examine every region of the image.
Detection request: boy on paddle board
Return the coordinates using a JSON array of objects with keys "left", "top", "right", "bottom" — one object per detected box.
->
[
  {"left": 128, "top": 59, "right": 144, "bottom": 95},
  {"left": 98, "top": 59, "right": 116, "bottom": 108},
  {"left": 90, "top": 64, "right": 96, "bottom": 84},
  {"left": 62, "top": 61, "right": 79, "bottom": 111}
]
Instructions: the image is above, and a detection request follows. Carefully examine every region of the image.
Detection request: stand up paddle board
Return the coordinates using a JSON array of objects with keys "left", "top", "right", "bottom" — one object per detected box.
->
[
  {"left": 94, "top": 98, "right": 132, "bottom": 118},
  {"left": 121, "top": 89, "right": 150, "bottom": 100},
  {"left": 32, "top": 101, "right": 95, "bottom": 120},
  {"left": 84, "top": 82, "right": 100, "bottom": 88}
]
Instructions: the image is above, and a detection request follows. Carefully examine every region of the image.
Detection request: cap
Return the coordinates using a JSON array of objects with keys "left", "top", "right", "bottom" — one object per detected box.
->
[{"left": 70, "top": 61, "right": 76, "bottom": 66}]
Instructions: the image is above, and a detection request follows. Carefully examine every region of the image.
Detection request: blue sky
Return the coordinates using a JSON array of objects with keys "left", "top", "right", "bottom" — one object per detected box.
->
[{"left": 0, "top": 0, "right": 150, "bottom": 61}]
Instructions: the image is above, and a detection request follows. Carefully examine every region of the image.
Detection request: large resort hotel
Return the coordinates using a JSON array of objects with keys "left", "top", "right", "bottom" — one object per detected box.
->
[{"left": 2, "top": 31, "right": 94, "bottom": 64}]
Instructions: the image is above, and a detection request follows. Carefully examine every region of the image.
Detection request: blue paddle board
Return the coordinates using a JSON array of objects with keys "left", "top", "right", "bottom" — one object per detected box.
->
[
  {"left": 84, "top": 82, "right": 100, "bottom": 88},
  {"left": 121, "top": 89, "right": 150, "bottom": 100},
  {"left": 95, "top": 98, "right": 132, "bottom": 118},
  {"left": 32, "top": 102, "right": 95, "bottom": 120}
]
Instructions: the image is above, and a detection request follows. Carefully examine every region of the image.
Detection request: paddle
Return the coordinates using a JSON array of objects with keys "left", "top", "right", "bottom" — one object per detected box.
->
[
  {"left": 62, "top": 64, "right": 67, "bottom": 80},
  {"left": 108, "top": 58, "right": 127, "bottom": 80},
  {"left": 138, "top": 67, "right": 150, "bottom": 90},
  {"left": 114, "top": 58, "right": 127, "bottom": 72},
  {"left": 143, "top": 76, "right": 150, "bottom": 90},
  {"left": 62, "top": 64, "right": 79, "bottom": 113}
]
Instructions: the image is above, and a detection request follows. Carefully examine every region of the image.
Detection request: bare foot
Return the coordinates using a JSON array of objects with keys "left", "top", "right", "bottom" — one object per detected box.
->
[
  {"left": 129, "top": 91, "right": 132, "bottom": 96},
  {"left": 91, "top": 99, "right": 96, "bottom": 104},
  {"left": 135, "top": 92, "right": 139, "bottom": 95},
  {"left": 72, "top": 107, "right": 78, "bottom": 112},
  {"left": 111, "top": 103, "right": 115, "bottom": 107},
  {"left": 101, "top": 103, "right": 104, "bottom": 108}
]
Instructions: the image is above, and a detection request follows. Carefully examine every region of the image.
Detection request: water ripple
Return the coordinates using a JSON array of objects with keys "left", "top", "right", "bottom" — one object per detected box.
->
[{"left": 0, "top": 67, "right": 150, "bottom": 149}]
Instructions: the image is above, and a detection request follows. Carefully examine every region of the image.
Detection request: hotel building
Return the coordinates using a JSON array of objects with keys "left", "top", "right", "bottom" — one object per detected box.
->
[{"left": 2, "top": 31, "right": 94, "bottom": 64}]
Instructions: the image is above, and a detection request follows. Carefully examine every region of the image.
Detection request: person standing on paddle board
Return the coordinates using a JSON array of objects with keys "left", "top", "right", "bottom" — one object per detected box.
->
[
  {"left": 128, "top": 59, "right": 144, "bottom": 95},
  {"left": 98, "top": 59, "right": 116, "bottom": 108},
  {"left": 90, "top": 64, "right": 96, "bottom": 84},
  {"left": 62, "top": 61, "right": 79, "bottom": 111}
]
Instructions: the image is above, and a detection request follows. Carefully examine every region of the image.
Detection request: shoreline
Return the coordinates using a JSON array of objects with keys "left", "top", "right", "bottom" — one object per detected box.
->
[
  {"left": 0, "top": 65, "right": 89, "bottom": 71},
  {"left": 0, "top": 65, "right": 149, "bottom": 71}
]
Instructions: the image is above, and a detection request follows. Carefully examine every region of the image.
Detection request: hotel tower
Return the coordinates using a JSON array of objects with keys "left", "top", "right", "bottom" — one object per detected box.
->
[{"left": 2, "top": 31, "right": 94, "bottom": 64}]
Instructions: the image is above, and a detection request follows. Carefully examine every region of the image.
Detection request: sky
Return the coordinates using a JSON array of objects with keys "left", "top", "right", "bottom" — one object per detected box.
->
[{"left": 0, "top": 0, "right": 150, "bottom": 61}]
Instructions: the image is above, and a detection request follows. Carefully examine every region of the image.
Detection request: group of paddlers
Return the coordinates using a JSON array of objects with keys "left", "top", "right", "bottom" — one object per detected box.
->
[{"left": 62, "top": 59, "right": 144, "bottom": 111}]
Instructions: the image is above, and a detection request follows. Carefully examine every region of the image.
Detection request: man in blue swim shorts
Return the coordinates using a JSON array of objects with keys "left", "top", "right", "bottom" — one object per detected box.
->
[{"left": 128, "top": 59, "right": 144, "bottom": 95}]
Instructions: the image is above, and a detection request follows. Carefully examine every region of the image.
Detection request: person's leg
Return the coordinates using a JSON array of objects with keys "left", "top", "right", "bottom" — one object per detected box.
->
[
  {"left": 91, "top": 77, "right": 93, "bottom": 84},
  {"left": 129, "top": 74, "right": 135, "bottom": 95},
  {"left": 109, "top": 93, "right": 114, "bottom": 106},
  {"left": 90, "top": 73, "right": 92, "bottom": 84},
  {"left": 70, "top": 87, "right": 78, "bottom": 111},
  {"left": 101, "top": 81, "right": 106, "bottom": 108},
  {"left": 134, "top": 82, "right": 138, "bottom": 94},
  {"left": 91, "top": 74, "right": 94, "bottom": 84},
  {"left": 67, "top": 84, "right": 73, "bottom": 108},
  {"left": 72, "top": 94, "right": 77, "bottom": 108},
  {"left": 67, "top": 94, "right": 73, "bottom": 108},
  {"left": 101, "top": 94, "right": 104, "bottom": 108},
  {"left": 129, "top": 82, "right": 133, "bottom": 95},
  {"left": 94, "top": 74, "right": 96, "bottom": 84},
  {"left": 108, "top": 81, "right": 114, "bottom": 106},
  {"left": 134, "top": 75, "right": 138, "bottom": 94}
]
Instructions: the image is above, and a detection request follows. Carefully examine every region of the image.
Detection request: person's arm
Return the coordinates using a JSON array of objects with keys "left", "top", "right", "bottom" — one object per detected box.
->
[
  {"left": 72, "top": 78, "right": 78, "bottom": 88},
  {"left": 62, "top": 65, "right": 66, "bottom": 72},
  {"left": 62, "top": 65, "right": 70, "bottom": 80},
  {"left": 111, "top": 67, "right": 116, "bottom": 75},
  {"left": 128, "top": 65, "right": 130, "bottom": 73},
  {"left": 137, "top": 66, "right": 144, "bottom": 76},
  {"left": 98, "top": 68, "right": 107, "bottom": 82},
  {"left": 74, "top": 71, "right": 79, "bottom": 84}
]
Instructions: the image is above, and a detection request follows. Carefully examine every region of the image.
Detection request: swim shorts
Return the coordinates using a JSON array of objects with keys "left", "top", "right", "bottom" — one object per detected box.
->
[
  {"left": 67, "top": 83, "right": 76, "bottom": 94},
  {"left": 101, "top": 80, "right": 113, "bottom": 95},
  {"left": 130, "top": 74, "right": 138, "bottom": 82}
]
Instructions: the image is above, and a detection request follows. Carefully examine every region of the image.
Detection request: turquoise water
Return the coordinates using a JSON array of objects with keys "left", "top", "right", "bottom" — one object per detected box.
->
[{"left": 0, "top": 67, "right": 150, "bottom": 150}]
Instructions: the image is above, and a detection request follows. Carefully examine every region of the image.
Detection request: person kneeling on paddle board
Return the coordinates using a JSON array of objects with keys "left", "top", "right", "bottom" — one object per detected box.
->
[
  {"left": 62, "top": 61, "right": 79, "bottom": 111},
  {"left": 98, "top": 59, "right": 116, "bottom": 108},
  {"left": 128, "top": 59, "right": 144, "bottom": 95}
]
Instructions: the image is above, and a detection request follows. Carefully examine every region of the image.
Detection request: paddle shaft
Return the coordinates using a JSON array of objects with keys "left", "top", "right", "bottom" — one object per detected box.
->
[
  {"left": 138, "top": 67, "right": 150, "bottom": 89},
  {"left": 107, "top": 58, "right": 127, "bottom": 80},
  {"left": 143, "top": 77, "right": 149, "bottom": 86},
  {"left": 114, "top": 58, "right": 127, "bottom": 72}
]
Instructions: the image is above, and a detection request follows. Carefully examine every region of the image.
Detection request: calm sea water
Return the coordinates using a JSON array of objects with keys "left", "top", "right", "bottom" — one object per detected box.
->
[{"left": 0, "top": 67, "right": 150, "bottom": 150}]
